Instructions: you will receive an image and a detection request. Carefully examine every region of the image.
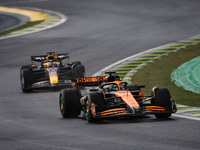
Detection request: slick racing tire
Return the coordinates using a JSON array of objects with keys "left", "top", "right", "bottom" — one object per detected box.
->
[
  {"left": 59, "top": 88, "right": 81, "bottom": 118},
  {"left": 72, "top": 61, "right": 81, "bottom": 66},
  {"left": 86, "top": 93, "right": 105, "bottom": 123},
  {"left": 153, "top": 88, "right": 172, "bottom": 119},
  {"left": 73, "top": 65, "right": 85, "bottom": 78},
  {"left": 20, "top": 64, "right": 33, "bottom": 70},
  {"left": 20, "top": 69, "right": 33, "bottom": 92}
]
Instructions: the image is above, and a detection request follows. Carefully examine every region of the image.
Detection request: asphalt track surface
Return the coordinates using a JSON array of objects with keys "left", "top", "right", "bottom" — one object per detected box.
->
[
  {"left": 0, "top": 0, "right": 200, "bottom": 149},
  {"left": 0, "top": 13, "right": 20, "bottom": 32}
]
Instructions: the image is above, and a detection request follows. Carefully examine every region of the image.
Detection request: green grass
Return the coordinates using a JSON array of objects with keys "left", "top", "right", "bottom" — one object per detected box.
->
[
  {"left": 0, "top": 21, "right": 43, "bottom": 36},
  {"left": 131, "top": 43, "right": 200, "bottom": 107}
]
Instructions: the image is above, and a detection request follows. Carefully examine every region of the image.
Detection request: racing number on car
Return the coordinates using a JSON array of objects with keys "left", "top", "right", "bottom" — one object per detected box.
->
[
  {"left": 98, "top": 77, "right": 105, "bottom": 82},
  {"left": 77, "top": 78, "right": 92, "bottom": 83},
  {"left": 77, "top": 77, "right": 106, "bottom": 83}
]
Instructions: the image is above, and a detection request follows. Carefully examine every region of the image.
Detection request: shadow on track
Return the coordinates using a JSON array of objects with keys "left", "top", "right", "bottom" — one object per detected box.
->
[{"left": 60, "top": 115, "right": 177, "bottom": 125}]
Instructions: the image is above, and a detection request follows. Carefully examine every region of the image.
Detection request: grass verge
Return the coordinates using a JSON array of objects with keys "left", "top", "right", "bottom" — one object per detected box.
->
[
  {"left": 131, "top": 43, "right": 200, "bottom": 107},
  {"left": 0, "top": 20, "right": 44, "bottom": 36}
]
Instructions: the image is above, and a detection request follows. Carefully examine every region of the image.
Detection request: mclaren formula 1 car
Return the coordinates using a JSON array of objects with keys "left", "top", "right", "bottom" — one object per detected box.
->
[
  {"left": 20, "top": 52, "right": 85, "bottom": 92},
  {"left": 59, "top": 72, "right": 177, "bottom": 123}
]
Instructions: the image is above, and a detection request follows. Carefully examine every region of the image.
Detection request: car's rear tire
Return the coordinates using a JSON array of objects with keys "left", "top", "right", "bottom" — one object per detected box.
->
[
  {"left": 86, "top": 93, "right": 105, "bottom": 123},
  {"left": 72, "top": 61, "right": 81, "bottom": 66},
  {"left": 59, "top": 88, "right": 81, "bottom": 118},
  {"left": 20, "top": 69, "right": 33, "bottom": 92},
  {"left": 153, "top": 88, "right": 172, "bottom": 119},
  {"left": 20, "top": 65, "right": 33, "bottom": 70},
  {"left": 74, "top": 65, "right": 85, "bottom": 78}
]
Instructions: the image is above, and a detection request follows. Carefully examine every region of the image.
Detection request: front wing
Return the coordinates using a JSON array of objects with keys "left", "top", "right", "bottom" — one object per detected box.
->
[
  {"left": 91, "top": 105, "right": 176, "bottom": 119},
  {"left": 25, "top": 80, "right": 73, "bottom": 90}
]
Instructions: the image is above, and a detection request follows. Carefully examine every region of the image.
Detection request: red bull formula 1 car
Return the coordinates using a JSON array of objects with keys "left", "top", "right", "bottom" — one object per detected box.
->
[
  {"left": 59, "top": 72, "right": 177, "bottom": 123},
  {"left": 20, "top": 52, "right": 85, "bottom": 92}
]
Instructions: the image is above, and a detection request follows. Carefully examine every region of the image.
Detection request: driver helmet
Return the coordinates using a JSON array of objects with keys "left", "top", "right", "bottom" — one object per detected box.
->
[{"left": 110, "top": 84, "right": 119, "bottom": 91}]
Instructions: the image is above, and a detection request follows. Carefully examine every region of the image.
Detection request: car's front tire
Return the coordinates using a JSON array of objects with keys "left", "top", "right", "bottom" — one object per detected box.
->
[
  {"left": 152, "top": 88, "right": 172, "bottom": 119},
  {"left": 20, "top": 69, "right": 33, "bottom": 92},
  {"left": 85, "top": 93, "right": 105, "bottom": 123}
]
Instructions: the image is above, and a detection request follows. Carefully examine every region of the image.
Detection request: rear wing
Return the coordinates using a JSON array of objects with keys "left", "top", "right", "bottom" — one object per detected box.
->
[
  {"left": 31, "top": 55, "right": 47, "bottom": 62},
  {"left": 31, "top": 53, "right": 69, "bottom": 62},
  {"left": 74, "top": 76, "right": 107, "bottom": 86}
]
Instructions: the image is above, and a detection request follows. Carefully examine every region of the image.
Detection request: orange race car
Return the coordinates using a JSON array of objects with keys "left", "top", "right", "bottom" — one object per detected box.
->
[{"left": 59, "top": 72, "right": 177, "bottom": 123}]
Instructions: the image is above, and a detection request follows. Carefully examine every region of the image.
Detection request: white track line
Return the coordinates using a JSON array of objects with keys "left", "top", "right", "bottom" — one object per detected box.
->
[
  {"left": 2, "top": 7, "right": 199, "bottom": 121},
  {"left": 0, "top": 9, "right": 67, "bottom": 40},
  {"left": 93, "top": 42, "right": 176, "bottom": 76},
  {"left": 173, "top": 114, "right": 200, "bottom": 121},
  {"left": 93, "top": 39, "right": 200, "bottom": 121}
]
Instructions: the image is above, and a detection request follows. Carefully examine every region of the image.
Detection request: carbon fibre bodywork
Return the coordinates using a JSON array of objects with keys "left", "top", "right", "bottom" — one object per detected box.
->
[
  {"left": 25, "top": 67, "right": 73, "bottom": 89},
  {"left": 81, "top": 84, "right": 176, "bottom": 119},
  {"left": 59, "top": 72, "right": 177, "bottom": 122},
  {"left": 20, "top": 52, "right": 85, "bottom": 92}
]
